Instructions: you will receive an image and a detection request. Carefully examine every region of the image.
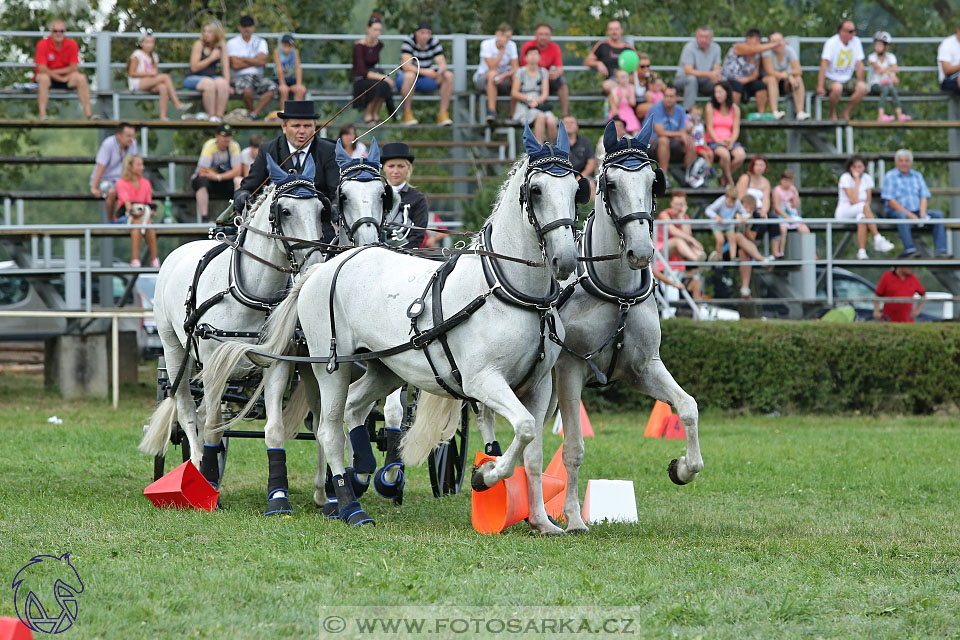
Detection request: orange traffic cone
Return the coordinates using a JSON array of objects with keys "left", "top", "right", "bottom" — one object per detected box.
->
[
  {"left": 662, "top": 414, "right": 686, "bottom": 439},
  {"left": 144, "top": 460, "right": 219, "bottom": 512},
  {"left": 0, "top": 618, "right": 33, "bottom": 640},
  {"left": 543, "top": 445, "right": 567, "bottom": 518},
  {"left": 471, "top": 452, "right": 565, "bottom": 534},
  {"left": 644, "top": 401, "right": 672, "bottom": 438},
  {"left": 579, "top": 402, "right": 596, "bottom": 437}
]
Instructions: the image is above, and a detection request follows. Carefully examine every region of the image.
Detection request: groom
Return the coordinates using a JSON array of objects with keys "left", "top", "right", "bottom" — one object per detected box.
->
[{"left": 231, "top": 100, "right": 339, "bottom": 240}]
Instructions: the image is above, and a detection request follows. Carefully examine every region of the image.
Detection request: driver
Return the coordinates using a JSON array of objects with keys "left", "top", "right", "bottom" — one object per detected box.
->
[
  {"left": 380, "top": 142, "right": 429, "bottom": 249},
  {"left": 230, "top": 100, "right": 338, "bottom": 241}
]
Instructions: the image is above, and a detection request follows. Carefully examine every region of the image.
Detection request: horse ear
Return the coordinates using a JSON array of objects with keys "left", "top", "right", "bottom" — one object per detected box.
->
[
  {"left": 301, "top": 154, "right": 316, "bottom": 182},
  {"left": 522, "top": 122, "right": 541, "bottom": 156},
  {"left": 556, "top": 119, "right": 570, "bottom": 154},
  {"left": 603, "top": 120, "right": 619, "bottom": 155},
  {"left": 266, "top": 153, "right": 287, "bottom": 184},
  {"left": 335, "top": 139, "right": 351, "bottom": 168},
  {"left": 367, "top": 138, "right": 380, "bottom": 166},
  {"left": 635, "top": 114, "right": 654, "bottom": 149}
]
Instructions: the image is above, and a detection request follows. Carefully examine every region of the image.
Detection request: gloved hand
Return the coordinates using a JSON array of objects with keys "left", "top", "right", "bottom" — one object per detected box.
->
[{"left": 233, "top": 190, "right": 251, "bottom": 213}]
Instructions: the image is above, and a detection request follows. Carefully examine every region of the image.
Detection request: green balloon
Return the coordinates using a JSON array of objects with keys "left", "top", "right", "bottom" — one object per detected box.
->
[{"left": 618, "top": 49, "right": 639, "bottom": 73}]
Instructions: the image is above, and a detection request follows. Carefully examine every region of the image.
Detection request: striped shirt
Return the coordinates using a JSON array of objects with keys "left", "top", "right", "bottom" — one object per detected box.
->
[
  {"left": 401, "top": 34, "right": 444, "bottom": 69},
  {"left": 881, "top": 168, "right": 931, "bottom": 213}
]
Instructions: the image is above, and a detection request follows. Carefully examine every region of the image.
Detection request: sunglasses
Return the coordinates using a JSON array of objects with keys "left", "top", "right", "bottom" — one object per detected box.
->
[
  {"left": 842, "top": 28, "right": 855, "bottom": 33},
  {"left": 51, "top": 29, "right": 66, "bottom": 33},
  {"left": 638, "top": 64, "right": 650, "bottom": 68}
]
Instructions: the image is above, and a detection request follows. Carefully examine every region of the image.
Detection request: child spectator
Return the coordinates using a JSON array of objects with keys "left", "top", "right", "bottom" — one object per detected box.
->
[
  {"left": 240, "top": 134, "right": 263, "bottom": 178},
  {"left": 338, "top": 123, "right": 368, "bottom": 159},
  {"left": 185, "top": 20, "right": 231, "bottom": 122},
  {"left": 511, "top": 47, "right": 558, "bottom": 141},
  {"left": 685, "top": 104, "right": 712, "bottom": 188},
  {"left": 835, "top": 155, "right": 895, "bottom": 259},
  {"left": 127, "top": 33, "right": 187, "bottom": 120},
  {"left": 868, "top": 32, "right": 909, "bottom": 122},
  {"left": 274, "top": 34, "right": 307, "bottom": 113},
  {"left": 608, "top": 69, "right": 640, "bottom": 134},
  {"left": 737, "top": 194, "right": 775, "bottom": 297},
  {"left": 707, "top": 185, "right": 746, "bottom": 262},
  {"left": 353, "top": 14, "right": 395, "bottom": 125},
  {"left": 771, "top": 169, "right": 811, "bottom": 254},
  {"left": 115, "top": 154, "right": 159, "bottom": 268},
  {"left": 646, "top": 73, "right": 665, "bottom": 104}
]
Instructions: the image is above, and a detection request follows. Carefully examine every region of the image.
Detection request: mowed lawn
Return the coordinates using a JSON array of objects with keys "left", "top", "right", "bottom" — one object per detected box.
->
[{"left": 1, "top": 369, "right": 959, "bottom": 639}]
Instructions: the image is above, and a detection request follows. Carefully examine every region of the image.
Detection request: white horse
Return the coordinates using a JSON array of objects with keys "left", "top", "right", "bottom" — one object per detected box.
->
[
  {"left": 220, "top": 124, "right": 586, "bottom": 531},
  {"left": 479, "top": 120, "right": 703, "bottom": 532}
]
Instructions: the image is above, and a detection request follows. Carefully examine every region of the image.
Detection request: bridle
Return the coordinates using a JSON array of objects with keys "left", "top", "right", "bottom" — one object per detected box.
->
[
  {"left": 267, "top": 178, "right": 329, "bottom": 271},
  {"left": 596, "top": 147, "right": 663, "bottom": 249},
  {"left": 335, "top": 162, "right": 392, "bottom": 245},
  {"left": 518, "top": 151, "right": 590, "bottom": 260}
]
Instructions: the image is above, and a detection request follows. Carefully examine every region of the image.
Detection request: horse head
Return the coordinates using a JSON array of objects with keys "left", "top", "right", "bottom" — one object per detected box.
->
[
  {"left": 264, "top": 152, "right": 327, "bottom": 270},
  {"left": 335, "top": 138, "right": 394, "bottom": 247}
]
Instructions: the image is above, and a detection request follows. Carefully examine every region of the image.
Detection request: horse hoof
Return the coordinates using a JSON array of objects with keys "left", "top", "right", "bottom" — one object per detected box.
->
[
  {"left": 565, "top": 526, "right": 589, "bottom": 535},
  {"left": 667, "top": 458, "right": 688, "bottom": 486},
  {"left": 320, "top": 500, "right": 339, "bottom": 519},
  {"left": 340, "top": 500, "right": 375, "bottom": 527},
  {"left": 374, "top": 464, "right": 405, "bottom": 502},
  {"left": 347, "top": 467, "right": 370, "bottom": 498},
  {"left": 265, "top": 496, "right": 293, "bottom": 516},
  {"left": 471, "top": 461, "right": 495, "bottom": 492}
]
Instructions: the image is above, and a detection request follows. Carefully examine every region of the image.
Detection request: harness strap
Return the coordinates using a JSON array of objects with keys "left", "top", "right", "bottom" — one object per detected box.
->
[
  {"left": 325, "top": 246, "right": 378, "bottom": 373},
  {"left": 218, "top": 232, "right": 294, "bottom": 274},
  {"left": 480, "top": 224, "right": 559, "bottom": 309}
]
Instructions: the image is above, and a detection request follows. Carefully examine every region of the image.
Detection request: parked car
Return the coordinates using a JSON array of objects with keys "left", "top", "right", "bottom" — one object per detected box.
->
[{"left": 134, "top": 274, "right": 162, "bottom": 357}]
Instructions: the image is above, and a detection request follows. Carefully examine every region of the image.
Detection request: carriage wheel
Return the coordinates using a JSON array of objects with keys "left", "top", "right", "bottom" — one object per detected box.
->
[{"left": 427, "top": 402, "right": 470, "bottom": 497}]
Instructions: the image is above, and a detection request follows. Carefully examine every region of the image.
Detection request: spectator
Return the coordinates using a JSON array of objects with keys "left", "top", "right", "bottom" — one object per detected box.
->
[
  {"left": 115, "top": 154, "right": 159, "bottom": 268},
  {"left": 648, "top": 85, "right": 695, "bottom": 186},
  {"left": 707, "top": 185, "right": 746, "bottom": 263},
  {"left": 645, "top": 73, "right": 665, "bottom": 104},
  {"left": 192, "top": 123, "right": 242, "bottom": 220},
  {"left": 684, "top": 104, "right": 712, "bottom": 188},
  {"left": 873, "top": 266, "right": 925, "bottom": 322},
  {"left": 353, "top": 14, "right": 395, "bottom": 125},
  {"left": 736, "top": 194, "right": 775, "bottom": 297},
  {"left": 381, "top": 142, "right": 429, "bottom": 249},
  {"left": 127, "top": 33, "right": 186, "bottom": 121},
  {"left": 817, "top": 20, "right": 868, "bottom": 120},
  {"left": 771, "top": 169, "right": 811, "bottom": 253},
  {"left": 227, "top": 16, "right": 277, "bottom": 121},
  {"left": 240, "top": 134, "right": 264, "bottom": 178},
  {"left": 632, "top": 52, "right": 653, "bottom": 121},
  {"left": 722, "top": 28, "right": 775, "bottom": 109},
  {"left": 563, "top": 115, "right": 596, "bottom": 195},
  {"left": 400, "top": 21, "right": 454, "bottom": 126},
  {"left": 274, "top": 34, "right": 306, "bottom": 113},
  {"left": 521, "top": 24, "right": 569, "bottom": 117},
  {"left": 867, "top": 31, "right": 909, "bottom": 122},
  {"left": 608, "top": 69, "right": 641, "bottom": 134},
  {"left": 584, "top": 20, "right": 636, "bottom": 94},
  {"left": 704, "top": 81, "right": 745, "bottom": 186},
  {"left": 34, "top": 19, "right": 95, "bottom": 120},
  {"left": 659, "top": 191, "right": 707, "bottom": 262},
  {"left": 937, "top": 24, "right": 960, "bottom": 94},
  {"left": 337, "top": 123, "right": 368, "bottom": 159},
  {"left": 511, "top": 47, "right": 558, "bottom": 142},
  {"left": 761, "top": 32, "right": 809, "bottom": 120},
  {"left": 185, "top": 20, "right": 231, "bottom": 122},
  {"left": 737, "top": 155, "right": 779, "bottom": 256},
  {"left": 675, "top": 27, "right": 723, "bottom": 110},
  {"left": 475, "top": 23, "right": 518, "bottom": 123},
  {"left": 882, "top": 149, "right": 949, "bottom": 258},
  {"left": 835, "top": 155, "right": 895, "bottom": 259},
  {"left": 90, "top": 123, "right": 138, "bottom": 219},
  {"left": 596, "top": 115, "right": 626, "bottom": 160}
]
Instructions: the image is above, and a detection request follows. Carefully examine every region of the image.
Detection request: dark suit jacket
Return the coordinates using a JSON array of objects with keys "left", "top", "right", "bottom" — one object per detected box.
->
[
  {"left": 392, "top": 185, "right": 429, "bottom": 249},
  {"left": 238, "top": 133, "right": 339, "bottom": 241}
]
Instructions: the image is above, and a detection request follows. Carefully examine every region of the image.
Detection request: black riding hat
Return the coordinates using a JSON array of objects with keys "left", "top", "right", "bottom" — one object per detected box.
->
[
  {"left": 380, "top": 142, "right": 416, "bottom": 163},
  {"left": 278, "top": 100, "right": 319, "bottom": 120}
]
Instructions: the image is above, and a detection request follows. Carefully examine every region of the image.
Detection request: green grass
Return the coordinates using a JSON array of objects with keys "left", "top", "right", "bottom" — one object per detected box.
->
[{"left": 1, "top": 369, "right": 959, "bottom": 639}]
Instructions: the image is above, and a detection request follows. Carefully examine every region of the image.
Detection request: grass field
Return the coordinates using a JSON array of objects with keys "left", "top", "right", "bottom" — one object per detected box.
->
[{"left": 1, "top": 369, "right": 959, "bottom": 639}]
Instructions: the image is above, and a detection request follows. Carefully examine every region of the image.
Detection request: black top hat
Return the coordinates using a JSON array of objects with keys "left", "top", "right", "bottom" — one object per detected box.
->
[
  {"left": 380, "top": 142, "right": 416, "bottom": 163},
  {"left": 278, "top": 100, "right": 319, "bottom": 119}
]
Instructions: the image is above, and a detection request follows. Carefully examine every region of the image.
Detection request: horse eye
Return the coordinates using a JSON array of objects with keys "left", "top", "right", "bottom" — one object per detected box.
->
[
  {"left": 281, "top": 208, "right": 291, "bottom": 216},
  {"left": 607, "top": 182, "right": 617, "bottom": 190},
  {"left": 530, "top": 185, "right": 542, "bottom": 195}
]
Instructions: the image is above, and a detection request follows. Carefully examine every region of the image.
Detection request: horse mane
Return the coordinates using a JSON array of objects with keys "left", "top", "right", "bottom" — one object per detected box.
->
[
  {"left": 469, "top": 155, "right": 528, "bottom": 249},
  {"left": 246, "top": 182, "right": 277, "bottom": 221}
]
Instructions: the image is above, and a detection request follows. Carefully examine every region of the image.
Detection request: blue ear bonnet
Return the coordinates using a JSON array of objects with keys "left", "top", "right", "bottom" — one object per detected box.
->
[
  {"left": 266, "top": 153, "right": 318, "bottom": 198},
  {"left": 602, "top": 117, "right": 653, "bottom": 170},
  {"left": 528, "top": 144, "right": 575, "bottom": 176},
  {"left": 338, "top": 158, "right": 382, "bottom": 182}
]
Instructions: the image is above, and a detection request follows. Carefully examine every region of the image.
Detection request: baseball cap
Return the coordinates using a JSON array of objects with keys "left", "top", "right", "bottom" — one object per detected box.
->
[
  {"left": 239, "top": 15, "right": 255, "bottom": 27},
  {"left": 280, "top": 33, "right": 295, "bottom": 45},
  {"left": 216, "top": 122, "right": 234, "bottom": 136},
  {"left": 873, "top": 30, "right": 892, "bottom": 44},
  {"left": 414, "top": 20, "right": 433, "bottom": 32}
]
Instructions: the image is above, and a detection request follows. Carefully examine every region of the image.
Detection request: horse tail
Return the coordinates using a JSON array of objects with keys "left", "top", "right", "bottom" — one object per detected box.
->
[
  {"left": 401, "top": 393, "right": 462, "bottom": 466},
  {"left": 139, "top": 396, "right": 176, "bottom": 456},
  {"left": 208, "top": 378, "right": 265, "bottom": 435},
  {"left": 282, "top": 380, "right": 309, "bottom": 441}
]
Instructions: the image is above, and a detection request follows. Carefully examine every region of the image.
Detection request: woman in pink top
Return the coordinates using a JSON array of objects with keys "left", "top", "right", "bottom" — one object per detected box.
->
[
  {"left": 115, "top": 154, "right": 159, "bottom": 268},
  {"left": 704, "top": 81, "right": 746, "bottom": 187}
]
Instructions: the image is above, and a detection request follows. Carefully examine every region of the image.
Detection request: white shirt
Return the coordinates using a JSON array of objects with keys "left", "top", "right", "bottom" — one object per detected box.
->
[
  {"left": 937, "top": 34, "right": 960, "bottom": 82},
  {"left": 821, "top": 34, "right": 864, "bottom": 83},
  {"left": 866, "top": 51, "right": 897, "bottom": 87},
  {"left": 475, "top": 38, "right": 518, "bottom": 78},
  {"left": 227, "top": 35, "right": 268, "bottom": 77},
  {"left": 286, "top": 140, "right": 309, "bottom": 172},
  {"left": 240, "top": 146, "right": 257, "bottom": 167},
  {"left": 838, "top": 171, "right": 874, "bottom": 207}
]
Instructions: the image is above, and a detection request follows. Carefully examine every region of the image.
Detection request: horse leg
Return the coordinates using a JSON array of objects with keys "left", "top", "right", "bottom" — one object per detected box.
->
[
  {"left": 343, "top": 365, "right": 404, "bottom": 499},
  {"left": 374, "top": 388, "right": 406, "bottom": 503},
  {"left": 168, "top": 350, "right": 202, "bottom": 470},
  {"left": 475, "top": 403, "right": 503, "bottom": 456},
  {"left": 199, "top": 367, "right": 225, "bottom": 491},
  {"left": 298, "top": 365, "right": 335, "bottom": 515},
  {"left": 519, "top": 379, "right": 564, "bottom": 535},
  {"left": 555, "top": 361, "right": 590, "bottom": 532},
  {"left": 636, "top": 354, "right": 703, "bottom": 484},
  {"left": 263, "top": 362, "right": 294, "bottom": 515}
]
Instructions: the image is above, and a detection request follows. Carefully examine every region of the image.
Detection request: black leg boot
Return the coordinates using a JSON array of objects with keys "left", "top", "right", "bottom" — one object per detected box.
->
[
  {"left": 374, "top": 427, "right": 406, "bottom": 505},
  {"left": 332, "top": 473, "right": 375, "bottom": 526},
  {"left": 265, "top": 448, "right": 293, "bottom": 516},
  {"left": 348, "top": 425, "right": 376, "bottom": 497}
]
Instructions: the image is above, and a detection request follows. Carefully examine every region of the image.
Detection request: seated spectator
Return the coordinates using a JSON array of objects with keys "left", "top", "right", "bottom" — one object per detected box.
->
[
  {"left": 771, "top": 169, "right": 811, "bottom": 253},
  {"left": 475, "top": 23, "right": 519, "bottom": 123},
  {"left": 737, "top": 156, "right": 779, "bottom": 255},
  {"left": 675, "top": 27, "right": 723, "bottom": 110},
  {"left": 90, "top": 123, "right": 138, "bottom": 219},
  {"left": 521, "top": 24, "right": 569, "bottom": 117},
  {"left": 873, "top": 266, "right": 925, "bottom": 322},
  {"left": 192, "top": 123, "right": 242, "bottom": 220},
  {"left": 632, "top": 52, "right": 653, "bottom": 120},
  {"left": 185, "top": 20, "right": 231, "bottom": 122},
  {"left": 659, "top": 191, "right": 707, "bottom": 262},
  {"left": 882, "top": 149, "right": 949, "bottom": 258},
  {"left": 868, "top": 32, "right": 909, "bottom": 122},
  {"left": 381, "top": 142, "right": 429, "bottom": 249},
  {"left": 645, "top": 73, "right": 665, "bottom": 104},
  {"left": 127, "top": 33, "right": 186, "bottom": 121},
  {"left": 337, "top": 123, "right": 367, "bottom": 159},
  {"left": 762, "top": 32, "right": 809, "bottom": 120},
  {"left": 835, "top": 155, "right": 895, "bottom": 259},
  {"left": 648, "top": 85, "right": 695, "bottom": 187},
  {"left": 511, "top": 47, "right": 558, "bottom": 141},
  {"left": 686, "top": 103, "right": 712, "bottom": 186},
  {"left": 817, "top": 20, "right": 868, "bottom": 120},
  {"left": 115, "top": 154, "right": 159, "bottom": 268},
  {"left": 240, "top": 134, "right": 264, "bottom": 178},
  {"left": 584, "top": 20, "right": 636, "bottom": 94},
  {"left": 34, "top": 19, "right": 95, "bottom": 120},
  {"left": 227, "top": 16, "right": 277, "bottom": 121},
  {"left": 736, "top": 194, "right": 775, "bottom": 297},
  {"left": 722, "top": 29, "right": 775, "bottom": 109},
  {"left": 707, "top": 185, "right": 746, "bottom": 263},
  {"left": 608, "top": 69, "right": 641, "bottom": 134},
  {"left": 353, "top": 14, "right": 395, "bottom": 125},
  {"left": 274, "top": 34, "right": 307, "bottom": 113},
  {"left": 704, "top": 81, "right": 745, "bottom": 187},
  {"left": 400, "top": 21, "right": 454, "bottom": 126},
  {"left": 595, "top": 115, "right": 626, "bottom": 161},
  {"left": 937, "top": 24, "right": 960, "bottom": 94},
  {"left": 563, "top": 115, "right": 596, "bottom": 195}
]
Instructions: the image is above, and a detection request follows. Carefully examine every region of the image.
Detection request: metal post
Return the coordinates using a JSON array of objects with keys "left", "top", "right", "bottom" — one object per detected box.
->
[
  {"left": 949, "top": 97, "right": 960, "bottom": 260},
  {"left": 15, "top": 198, "right": 24, "bottom": 225},
  {"left": 112, "top": 314, "right": 119, "bottom": 409},
  {"left": 85, "top": 229, "right": 92, "bottom": 313},
  {"left": 845, "top": 125, "right": 854, "bottom": 153},
  {"left": 3, "top": 197, "right": 10, "bottom": 225},
  {"left": 42, "top": 235, "right": 51, "bottom": 265},
  {"left": 32, "top": 236, "right": 39, "bottom": 263},
  {"left": 64, "top": 238, "right": 81, "bottom": 310},
  {"left": 141, "top": 126, "right": 149, "bottom": 157},
  {"left": 452, "top": 34, "right": 467, "bottom": 93},
  {"left": 167, "top": 161, "right": 176, "bottom": 192},
  {"left": 825, "top": 221, "right": 833, "bottom": 306},
  {"left": 95, "top": 32, "right": 112, "bottom": 118},
  {"left": 835, "top": 126, "right": 843, "bottom": 154}
]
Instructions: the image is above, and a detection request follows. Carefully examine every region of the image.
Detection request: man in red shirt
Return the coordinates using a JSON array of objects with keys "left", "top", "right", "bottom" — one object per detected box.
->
[
  {"left": 35, "top": 19, "right": 94, "bottom": 120},
  {"left": 873, "top": 266, "right": 925, "bottom": 322},
  {"left": 520, "top": 24, "right": 569, "bottom": 117}
]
